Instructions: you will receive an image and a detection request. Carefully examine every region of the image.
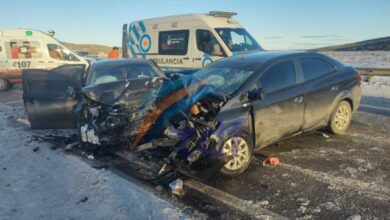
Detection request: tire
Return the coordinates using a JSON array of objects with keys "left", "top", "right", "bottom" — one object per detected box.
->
[
  {"left": 0, "top": 78, "right": 9, "bottom": 92},
  {"left": 329, "top": 100, "right": 352, "bottom": 135},
  {"left": 219, "top": 130, "right": 254, "bottom": 176}
]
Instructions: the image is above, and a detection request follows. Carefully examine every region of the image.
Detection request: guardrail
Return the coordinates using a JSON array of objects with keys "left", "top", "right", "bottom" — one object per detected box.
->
[{"left": 355, "top": 67, "right": 390, "bottom": 82}]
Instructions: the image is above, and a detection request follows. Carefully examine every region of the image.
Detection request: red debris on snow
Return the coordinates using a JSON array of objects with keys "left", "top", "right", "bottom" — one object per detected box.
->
[{"left": 263, "top": 157, "right": 280, "bottom": 167}]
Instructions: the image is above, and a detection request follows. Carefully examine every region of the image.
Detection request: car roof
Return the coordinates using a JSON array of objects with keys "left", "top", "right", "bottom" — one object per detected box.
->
[
  {"left": 92, "top": 58, "right": 151, "bottom": 66},
  {"left": 216, "top": 51, "right": 321, "bottom": 66}
]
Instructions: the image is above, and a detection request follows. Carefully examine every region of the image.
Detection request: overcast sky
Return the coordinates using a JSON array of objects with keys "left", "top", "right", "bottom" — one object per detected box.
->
[{"left": 1, "top": 0, "right": 389, "bottom": 50}]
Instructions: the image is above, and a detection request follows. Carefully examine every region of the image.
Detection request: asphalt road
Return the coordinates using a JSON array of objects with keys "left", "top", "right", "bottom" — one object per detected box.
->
[{"left": 1, "top": 85, "right": 389, "bottom": 219}]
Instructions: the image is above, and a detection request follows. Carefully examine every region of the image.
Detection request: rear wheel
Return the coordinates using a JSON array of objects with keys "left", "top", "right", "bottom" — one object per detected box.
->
[
  {"left": 220, "top": 131, "right": 253, "bottom": 176},
  {"left": 329, "top": 100, "right": 352, "bottom": 135},
  {"left": 0, "top": 78, "right": 9, "bottom": 92}
]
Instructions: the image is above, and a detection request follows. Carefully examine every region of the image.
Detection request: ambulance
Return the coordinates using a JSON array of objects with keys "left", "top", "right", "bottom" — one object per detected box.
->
[
  {"left": 122, "top": 11, "right": 264, "bottom": 75},
  {"left": 0, "top": 29, "right": 88, "bottom": 91}
]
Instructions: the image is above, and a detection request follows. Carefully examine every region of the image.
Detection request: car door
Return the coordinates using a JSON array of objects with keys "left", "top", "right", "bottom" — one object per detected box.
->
[
  {"left": 192, "top": 29, "right": 226, "bottom": 69},
  {"left": 299, "top": 56, "right": 339, "bottom": 130},
  {"left": 22, "top": 64, "right": 85, "bottom": 129},
  {"left": 252, "top": 59, "right": 305, "bottom": 148}
]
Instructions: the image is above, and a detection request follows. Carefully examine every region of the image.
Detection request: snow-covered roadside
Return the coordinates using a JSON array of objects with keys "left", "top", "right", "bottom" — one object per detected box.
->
[
  {"left": 0, "top": 102, "right": 201, "bottom": 220},
  {"left": 322, "top": 51, "right": 390, "bottom": 68},
  {"left": 353, "top": 76, "right": 390, "bottom": 130}
]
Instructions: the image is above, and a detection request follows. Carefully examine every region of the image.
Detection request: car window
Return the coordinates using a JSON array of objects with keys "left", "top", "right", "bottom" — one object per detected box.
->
[
  {"left": 6, "top": 40, "right": 43, "bottom": 59},
  {"left": 47, "top": 44, "right": 80, "bottom": 61},
  {"left": 259, "top": 61, "right": 296, "bottom": 92},
  {"left": 158, "top": 30, "right": 189, "bottom": 55},
  {"left": 215, "top": 28, "right": 263, "bottom": 53},
  {"left": 301, "top": 57, "right": 332, "bottom": 81},
  {"left": 196, "top": 29, "right": 224, "bottom": 57}
]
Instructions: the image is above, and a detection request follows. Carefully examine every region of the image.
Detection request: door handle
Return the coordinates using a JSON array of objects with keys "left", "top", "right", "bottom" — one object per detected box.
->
[
  {"left": 294, "top": 96, "right": 303, "bottom": 103},
  {"left": 194, "top": 58, "right": 202, "bottom": 61},
  {"left": 331, "top": 85, "right": 339, "bottom": 91},
  {"left": 182, "top": 57, "right": 189, "bottom": 60}
]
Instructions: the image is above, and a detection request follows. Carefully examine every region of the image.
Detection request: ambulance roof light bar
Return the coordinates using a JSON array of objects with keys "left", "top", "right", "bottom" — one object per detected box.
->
[{"left": 208, "top": 11, "right": 237, "bottom": 18}]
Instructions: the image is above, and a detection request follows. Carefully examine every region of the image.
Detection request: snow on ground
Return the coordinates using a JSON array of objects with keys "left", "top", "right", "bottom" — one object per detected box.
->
[
  {"left": 322, "top": 51, "right": 390, "bottom": 68},
  {"left": 0, "top": 101, "right": 203, "bottom": 220}
]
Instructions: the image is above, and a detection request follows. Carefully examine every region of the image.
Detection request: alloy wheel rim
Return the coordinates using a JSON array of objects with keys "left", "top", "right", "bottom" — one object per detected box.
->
[
  {"left": 334, "top": 104, "right": 350, "bottom": 130},
  {"left": 0, "top": 80, "right": 4, "bottom": 89},
  {"left": 222, "top": 137, "right": 250, "bottom": 171}
]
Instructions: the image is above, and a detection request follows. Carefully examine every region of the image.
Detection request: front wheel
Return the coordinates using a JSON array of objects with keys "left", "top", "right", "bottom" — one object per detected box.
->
[
  {"left": 0, "top": 78, "right": 9, "bottom": 92},
  {"left": 329, "top": 100, "right": 352, "bottom": 135},
  {"left": 220, "top": 131, "right": 253, "bottom": 176}
]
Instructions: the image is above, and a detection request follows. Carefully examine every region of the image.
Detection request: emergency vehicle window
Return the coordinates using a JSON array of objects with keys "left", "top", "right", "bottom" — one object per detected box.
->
[
  {"left": 5, "top": 41, "right": 43, "bottom": 59},
  {"left": 196, "top": 30, "right": 225, "bottom": 57},
  {"left": 158, "top": 30, "right": 189, "bottom": 55},
  {"left": 47, "top": 44, "right": 80, "bottom": 62}
]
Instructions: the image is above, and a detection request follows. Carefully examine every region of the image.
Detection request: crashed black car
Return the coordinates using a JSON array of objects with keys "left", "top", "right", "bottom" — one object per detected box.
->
[{"left": 22, "top": 52, "right": 361, "bottom": 180}]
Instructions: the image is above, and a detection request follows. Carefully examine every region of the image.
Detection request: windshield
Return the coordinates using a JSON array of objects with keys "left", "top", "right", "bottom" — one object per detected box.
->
[
  {"left": 191, "top": 61, "right": 258, "bottom": 96},
  {"left": 86, "top": 62, "right": 163, "bottom": 86},
  {"left": 215, "top": 28, "right": 263, "bottom": 53}
]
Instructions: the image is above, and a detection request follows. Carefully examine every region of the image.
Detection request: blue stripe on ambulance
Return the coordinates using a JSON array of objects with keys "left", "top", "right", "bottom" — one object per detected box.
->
[
  {"left": 132, "top": 25, "right": 140, "bottom": 40},
  {"left": 138, "top": 21, "right": 146, "bottom": 33}
]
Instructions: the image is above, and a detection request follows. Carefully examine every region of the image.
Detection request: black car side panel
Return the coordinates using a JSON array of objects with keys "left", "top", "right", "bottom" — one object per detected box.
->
[
  {"left": 22, "top": 65, "right": 85, "bottom": 129},
  {"left": 252, "top": 84, "right": 305, "bottom": 148},
  {"left": 302, "top": 72, "right": 340, "bottom": 129}
]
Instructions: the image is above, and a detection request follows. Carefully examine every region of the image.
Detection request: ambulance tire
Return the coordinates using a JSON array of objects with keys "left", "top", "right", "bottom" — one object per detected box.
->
[{"left": 0, "top": 78, "right": 9, "bottom": 92}]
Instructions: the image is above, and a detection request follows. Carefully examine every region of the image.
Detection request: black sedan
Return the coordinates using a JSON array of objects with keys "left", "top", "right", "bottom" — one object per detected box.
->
[{"left": 22, "top": 52, "right": 361, "bottom": 179}]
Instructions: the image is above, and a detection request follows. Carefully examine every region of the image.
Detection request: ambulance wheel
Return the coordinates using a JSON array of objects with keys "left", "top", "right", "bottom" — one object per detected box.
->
[{"left": 0, "top": 78, "right": 9, "bottom": 92}]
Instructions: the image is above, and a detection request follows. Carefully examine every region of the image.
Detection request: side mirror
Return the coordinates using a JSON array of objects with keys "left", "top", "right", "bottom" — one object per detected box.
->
[{"left": 240, "top": 88, "right": 266, "bottom": 104}]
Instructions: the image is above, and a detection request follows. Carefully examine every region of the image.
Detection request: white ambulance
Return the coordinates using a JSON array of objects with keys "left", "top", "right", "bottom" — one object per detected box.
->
[
  {"left": 0, "top": 29, "right": 88, "bottom": 91},
  {"left": 122, "top": 11, "right": 264, "bottom": 75}
]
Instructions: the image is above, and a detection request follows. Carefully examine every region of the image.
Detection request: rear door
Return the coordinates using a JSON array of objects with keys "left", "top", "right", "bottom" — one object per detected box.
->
[
  {"left": 252, "top": 59, "right": 305, "bottom": 148},
  {"left": 299, "top": 56, "right": 339, "bottom": 129},
  {"left": 22, "top": 64, "right": 85, "bottom": 129}
]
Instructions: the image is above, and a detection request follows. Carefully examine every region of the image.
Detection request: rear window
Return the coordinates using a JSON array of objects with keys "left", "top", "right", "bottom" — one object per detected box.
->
[
  {"left": 158, "top": 30, "right": 189, "bottom": 55},
  {"left": 259, "top": 61, "right": 296, "bottom": 92},
  {"left": 301, "top": 57, "right": 333, "bottom": 81}
]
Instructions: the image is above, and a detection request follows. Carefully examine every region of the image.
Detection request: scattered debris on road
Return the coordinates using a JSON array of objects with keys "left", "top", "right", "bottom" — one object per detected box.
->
[
  {"left": 169, "top": 179, "right": 184, "bottom": 196},
  {"left": 263, "top": 156, "right": 280, "bottom": 167}
]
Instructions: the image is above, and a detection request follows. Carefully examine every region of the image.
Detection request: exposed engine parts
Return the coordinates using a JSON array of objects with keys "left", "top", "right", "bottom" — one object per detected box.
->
[{"left": 79, "top": 82, "right": 227, "bottom": 180}]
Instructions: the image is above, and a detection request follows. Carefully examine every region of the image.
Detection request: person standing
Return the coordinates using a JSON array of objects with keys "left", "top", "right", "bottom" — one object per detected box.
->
[{"left": 107, "top": 47, "right": 120, "bottom": 59}]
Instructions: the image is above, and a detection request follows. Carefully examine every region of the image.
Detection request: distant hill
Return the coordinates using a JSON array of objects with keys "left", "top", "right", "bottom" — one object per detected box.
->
[
  {"left": 314, "top": 36, "right": 390, "bottom": 51},
  {"left": 63, "top": 42, "right": 122, "bottom": 57}
]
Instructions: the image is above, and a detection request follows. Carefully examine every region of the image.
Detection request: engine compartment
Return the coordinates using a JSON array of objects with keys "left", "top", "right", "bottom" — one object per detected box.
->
[{"left": 78, "top": 80, "right": 228, "bottom": 180}]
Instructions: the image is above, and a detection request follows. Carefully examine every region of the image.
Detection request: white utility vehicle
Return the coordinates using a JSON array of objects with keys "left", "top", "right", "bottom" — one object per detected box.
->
[
  {"left": 0, "top": 29, "right": 88, "bottom": 91},
  {"left": 122, "top": 11, "right": 264, "bottom": 75}
]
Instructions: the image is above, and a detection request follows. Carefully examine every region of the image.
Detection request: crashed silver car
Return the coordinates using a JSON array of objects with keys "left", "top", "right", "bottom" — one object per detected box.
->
[{"left": 22, "top": 52, "right": 361, "bottom": 180}]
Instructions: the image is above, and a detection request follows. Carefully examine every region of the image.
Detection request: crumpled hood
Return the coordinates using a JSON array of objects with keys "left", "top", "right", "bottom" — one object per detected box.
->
[{"left": 82, "top": 78, "right": 164, "bottom": 106}]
